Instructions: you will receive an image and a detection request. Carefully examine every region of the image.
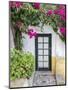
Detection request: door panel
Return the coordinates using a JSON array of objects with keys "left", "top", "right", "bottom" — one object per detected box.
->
[
  {"left": 38, "top": 37, "right": 43, "bottom": 42},
  {"left": 44, "top": 50, "right": 49, "bottom": 55},
  {"left": 44, "top": 62, "right": 49, "bottom": 68},
  {"left": 38, "top": 56, "right": 43, "bottom": 61},
  {"left": 44, "top": 44, "right": 49, "bottom": 49},
  {"left": 38, "top": 50, "right": 43, "bottom": 55},
  {"left": 38, "top": 62, "right": 43, "bottom": 68},
  {"left": 44, "top": 56, "right": 49, "bottom": 61},
  {"left": 44, "top": 37, "right": 49, "bottom": 42},
  {"left": 38, "top": 43, "right": 43, "bottom": 48},
  {"left": 35, "top": 34, "right": 52, "bottom": 71}
]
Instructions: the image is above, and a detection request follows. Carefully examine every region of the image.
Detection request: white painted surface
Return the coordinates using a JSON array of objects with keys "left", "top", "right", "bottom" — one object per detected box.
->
[
  {"left": 10, "top": 28, "right": 15, "bottom": 48},
  {"left": 23, "top": 25, "right": 65, "bottom": 58},
  {"left": 56, "top": 34, "right": 65, "bottom": 58}
]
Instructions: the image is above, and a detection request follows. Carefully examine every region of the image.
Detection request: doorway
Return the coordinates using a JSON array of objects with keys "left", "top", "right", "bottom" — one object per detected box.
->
[{"left": 35, "top": 34, "right": 52, "bottom": 71}]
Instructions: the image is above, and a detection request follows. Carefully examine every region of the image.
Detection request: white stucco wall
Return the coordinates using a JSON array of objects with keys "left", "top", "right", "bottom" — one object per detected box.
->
[
  {"left": 56, "top": 34, "right": 65, "bottom": 57},
  {"left": 23, "top": 25, "right": 65, "bottom": 58},
  {"left": 10, "top": 28, "right": 15, "bottom": 48}
]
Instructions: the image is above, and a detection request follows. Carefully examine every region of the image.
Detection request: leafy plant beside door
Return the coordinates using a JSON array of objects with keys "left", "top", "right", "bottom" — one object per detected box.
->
[{"left": 10, "top": 49, "right": 35, "bottom": 80}]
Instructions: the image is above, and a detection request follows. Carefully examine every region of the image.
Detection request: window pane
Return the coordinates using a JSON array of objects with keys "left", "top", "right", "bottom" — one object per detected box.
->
[
  {"left": 38, "top": 62, "right": 43, "bottom": 68},
  {"left": 38, "top": 50, "right": 43, "bottom": 55},
  {"left": 44, "top": 50, "right": 48, "bottom": 55},
  {"left": 38, "top": 43, "right": 43, "bottom": 48},
  {"left": 44, "top": 62, "right": 49, "bottom": 68},
  {"left": 38, "top": 56, "right": 43, "bottom": 61},
  {"left": 44, "top": 37, "right": 49, "bottom": 42},
  {"left": 44, "top": 56, "right": 49, "bottom": 61},
  {"left": 44, "top": 44, "right": 48, "bottom": 49},
  {"left": 38, "top": 37, "right": 43, "bottom": 42}
]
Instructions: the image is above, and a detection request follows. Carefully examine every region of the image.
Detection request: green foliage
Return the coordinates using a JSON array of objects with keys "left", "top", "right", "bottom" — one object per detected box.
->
[
  {"left": 10, "top": 3, "right": 41, "bottom": 32},
  {"left": 20, "top": 8, "right": 40, "bottom": 27},
  {"left": 10, "top": 3, "right": 66, "bottom": 44},
  {"left": 10, "top": 49, "right": 35, "bottom": 80},
  {"left": 41, "top": 4, "right": 57, "bottom": 10}
]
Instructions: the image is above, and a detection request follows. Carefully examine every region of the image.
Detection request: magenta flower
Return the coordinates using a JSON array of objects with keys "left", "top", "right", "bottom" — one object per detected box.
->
[
  {"left": 59, "top": 5, "right": 65, "bottom": 9},
  {"left": 28, "top": 29, "right": 37, "bottom": 38},
  {"left": 9, "top": 1, "right": 16, "bottom": 8},
  {"left": 15, "top": 2, "right": 23, "bottom": 8},
  {"left": 54, "top": 10, "right": 59, "bottom": 14},
  {"left": 47, "top": 10, "right": 53, "bottom": 16},
  {"left": 60, "top": 27, "right": 66, "bottom": 36},
  {"left": 9, "top": 1, "right": 23, "bottom": 8},
  {"left": 33, "top": 3, "right": 40, "bottom": 9},
  {"left": 58, "top": 9, "right": 65, "bottom": 16},
  {"left": 60, "top": 16, "right": 65, "bottom": 20},
  {"left": 54, "top": 8, "right": 65, "bottom": 18}
]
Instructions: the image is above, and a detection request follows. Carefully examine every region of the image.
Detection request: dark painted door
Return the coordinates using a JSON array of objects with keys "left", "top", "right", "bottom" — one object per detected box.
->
[{"left": 35, "top": 34, "right": 52, "bottom": 71}]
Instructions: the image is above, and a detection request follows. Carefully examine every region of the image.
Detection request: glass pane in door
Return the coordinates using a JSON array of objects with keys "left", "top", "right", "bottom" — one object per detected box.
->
[
  {"left": 38, "top": 56, "right": 43, "bottom": 61},
  {"left": 44, "top": 50, "right": 49, "bottom": 55},
  {"left": 44, "top": 37, "right": 49, "bottom": 42},
  {"left": 44, "top": 44, "right": 49, "bottom": 49},
  {"left": 44, "top": 56, "right": 49, "bottom": 62},
  {"left": 38, "top": 50, "right": 43, "bottom": 55},
  {"left": 38, "top": 62, "right": 43, "bottom": 68},
  {"left": 38, "top": 37, "right": 43, "bottom": 42},
  {"left": 38, "top": 43, "right": 43, "bottom": 48},
  {"left": 44, "top": 62, "right": 49, "bottom": 68}
]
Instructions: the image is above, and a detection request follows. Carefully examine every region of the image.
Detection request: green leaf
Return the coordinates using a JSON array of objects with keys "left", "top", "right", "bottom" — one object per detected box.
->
[{"left": 10, "top": 49, "right": 35, "bottom": 80}]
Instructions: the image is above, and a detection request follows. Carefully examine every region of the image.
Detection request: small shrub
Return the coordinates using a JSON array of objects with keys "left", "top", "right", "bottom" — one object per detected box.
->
[{"left": 10, "top": 49, "right": 35, "bottom": 80}]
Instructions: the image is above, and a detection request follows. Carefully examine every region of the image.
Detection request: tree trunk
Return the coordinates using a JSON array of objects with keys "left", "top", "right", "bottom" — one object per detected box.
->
[{"left": 11, "top": 25, "right": 22, "bottom": 51}]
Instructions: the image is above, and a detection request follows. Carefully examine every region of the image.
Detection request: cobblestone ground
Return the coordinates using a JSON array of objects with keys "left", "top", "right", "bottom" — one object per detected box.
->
[
  {"left": 32, "top": 71, "right": 56, "bottom": 86},
  {"left": 10, "top": 71, "right": 65, "bottom": 88},
  {"left": 56, "top": 74, "right": 65, "bottom": 85}
]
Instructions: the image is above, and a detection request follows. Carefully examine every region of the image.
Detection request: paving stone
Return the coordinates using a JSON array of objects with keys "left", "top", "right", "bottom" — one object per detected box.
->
[
  {"left": 32, "top": 71, "right": 56, "bottom": 86},
  {"left": 56, "top": 74, "right": 65, "bottom": 85}
]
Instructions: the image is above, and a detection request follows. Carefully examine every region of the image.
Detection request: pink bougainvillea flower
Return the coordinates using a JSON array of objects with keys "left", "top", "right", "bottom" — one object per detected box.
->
[
  {"left": 58, "top": 9, "right": 65, "bottom": 16},
  {"left": 60, "top": 15, "right": 65, "bottom": 20},
  {"left": 9, "top": 1, "right": 16, "bottom": 8},
  {"left": 60, "top": 27, "right": 66, "bottom": 36},
  {"left": 54, "top": 10, "right": 59, "bottom": 14},
  {"left": 28, "top": 29, "right": 33, "bottom": 35},
  {"left": 33, "top": 3, "right": 40, "bottom": 9},
  {"left": 59, "top": 5, "right": 65, "bottom": 9},
  {"left": 54, "top": 8, "right": 65, "bottom": 17},
  {"left": 28, "top": 29, "right": 37, "bottom": 38},
  {"left": 15, "top": 2, "right": 23, "bottom": 8},
  {"left": 9, "top": 1, "right": 23, "bottom": 8},
  {"left": 47, "top": 10, "right": 53, "bottom": 16}
]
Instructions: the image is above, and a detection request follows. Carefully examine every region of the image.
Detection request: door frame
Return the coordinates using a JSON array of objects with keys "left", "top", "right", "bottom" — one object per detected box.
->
[{"left": 35, "top": 34, "right": 52, "bottom": 71}]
